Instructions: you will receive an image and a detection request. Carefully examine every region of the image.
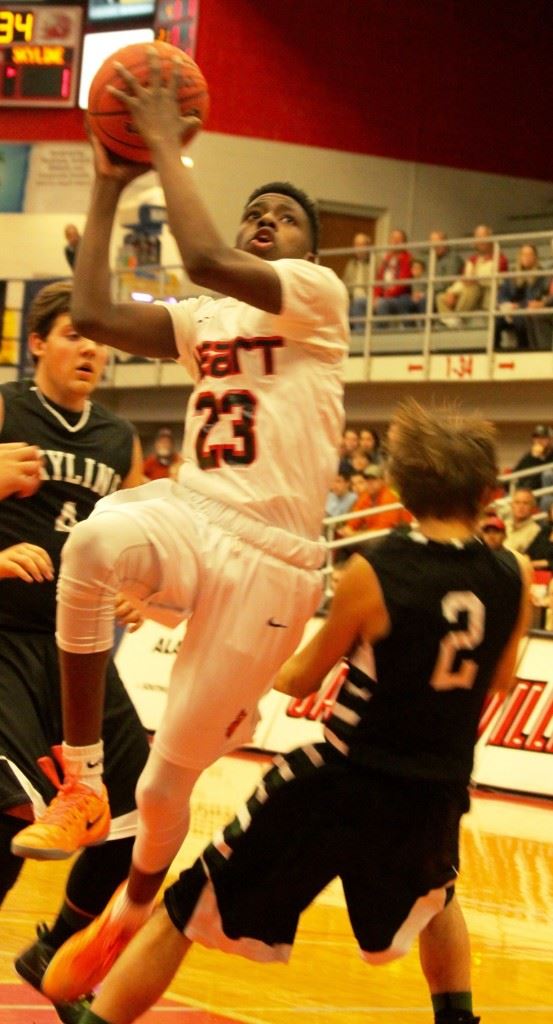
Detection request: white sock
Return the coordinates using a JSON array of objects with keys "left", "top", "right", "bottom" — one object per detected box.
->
[{"left": 62, "top": 741, "right": 104, "bottom": 795}]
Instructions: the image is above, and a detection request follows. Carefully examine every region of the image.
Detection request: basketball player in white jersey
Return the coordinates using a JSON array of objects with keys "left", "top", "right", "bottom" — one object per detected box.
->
[
  {"left": 12, "top": 46, "right": 350, "bottom": 992},
  {"left": 42, "top": 400, "right": 529, "bottom": 1024}
]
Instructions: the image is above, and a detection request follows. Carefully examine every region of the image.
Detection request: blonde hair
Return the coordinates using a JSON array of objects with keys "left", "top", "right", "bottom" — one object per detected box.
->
[
  {"left": 387, "top": 399, "right": 498, "bottom": 520},
  {"left": 515, "top": 244, "right": 540, "bottom": 290}
]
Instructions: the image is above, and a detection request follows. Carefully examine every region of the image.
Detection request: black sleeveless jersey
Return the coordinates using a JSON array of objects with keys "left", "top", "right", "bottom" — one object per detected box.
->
[
  {"left": 0, "top": 379, "right": 136, "bottom": 632},
  {"left": 324, "top": 529, "right": 522, "bottom": 784}
]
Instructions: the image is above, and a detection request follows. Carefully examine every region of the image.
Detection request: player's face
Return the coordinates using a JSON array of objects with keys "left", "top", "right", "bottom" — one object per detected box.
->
[
  {"left": 235, "top": 193, "right": 314, "bottom": 261},
  {"left": 30, "top": 313, "right": 109, "bottom": 410}
]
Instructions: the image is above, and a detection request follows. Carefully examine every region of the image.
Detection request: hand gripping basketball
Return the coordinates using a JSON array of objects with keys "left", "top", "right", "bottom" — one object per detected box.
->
[{"left": 87, "top": 40, "right": 209, "bottom": 164}]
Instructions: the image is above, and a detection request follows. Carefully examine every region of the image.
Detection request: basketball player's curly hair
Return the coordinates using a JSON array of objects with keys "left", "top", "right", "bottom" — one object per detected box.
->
[
  {"left": 387, "top": 399, "right": 498, "bottom": 521},
  {"left": 27, "top": 280, "right": 73, "bottom": 339},
  {"left": 245, "top": 182, "right": 320, "bottom": 253}
]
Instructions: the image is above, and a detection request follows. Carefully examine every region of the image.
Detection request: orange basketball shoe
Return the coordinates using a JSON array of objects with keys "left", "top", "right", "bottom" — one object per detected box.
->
[
  {"left": 42, "top": 883, "right": 145, "bottom": 1003},
  {"left": 10, "top": 779, "right": 110, "bottom": 860}
]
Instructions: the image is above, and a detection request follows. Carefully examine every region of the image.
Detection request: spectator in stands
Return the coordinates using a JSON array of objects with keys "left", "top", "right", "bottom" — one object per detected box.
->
[
  {"left": 526, "top": 502, "right": 553, "bottom": 571},
  {"left": 63, "top": 224, "right": 81, "bottom": 272},
  {"left": 342, "top": 232, "right": 371, "bottom": 334},
  {"left": 349, "top": 448, "right": 373, "bottom": 477},
  {"left": 479, "top": 514, "right": 507, "bottom": 551},
  {"left": 338, "top": 428, "right": 359, "bottom": 478},
  {"left": 406, "top": 258, "right": 428, "bottom": 324},
  {"left": 142, "top": 427, "right": 183, "bottom": 481},
  {"left": 494, "top": 244, "right": 551, "bottom": 351},
  {"left": 358, "top": 427, "right": 382, "bottom": 465},
  {"left": 337, "top": 465, "right": 411, "bottom": 538},
  {"left": 512, "top": 425, "right": 553, "bottom": 498},
  {"left": 436, "top": 224, "right": 508, "bottom": 327},
  {"left": 429, "top": 230, "right": 464, "bottom": 308},
  {"left": 503, "top": 486, "right": 541, "bottom": 554},
  {"left": 325, "top": 472, "right": 356, "bottom": 519},
  {"left": 373, "top": 228, "right": 413, "bottom": 327}
]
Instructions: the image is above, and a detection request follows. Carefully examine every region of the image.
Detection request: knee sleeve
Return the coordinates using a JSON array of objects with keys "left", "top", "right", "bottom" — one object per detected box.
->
[
  {"left": 0, "top": 814, "right": 25, "bottom": 904},
  {"left": 65, "top": 836, "right": 135, "bottom": 918},
  {"left": 57, "top": 513, "right": 162, "bottom": 653},
  {"left": 134, "top": 754, "right": 200, "bottom": 874}
]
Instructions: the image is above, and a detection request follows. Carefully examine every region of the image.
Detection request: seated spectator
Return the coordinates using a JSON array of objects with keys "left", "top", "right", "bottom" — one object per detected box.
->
[
  {"left": 63, "top": 223, "right": 81, "bottom": 271},
  {"left": 512, "top": 424, "right": 553, "bottom": 499},
  {"left": 405, "top": 258, "right": 428, "bottom": 324},
  {"left": 358, "top": 426, "right": 382, "bottom": 465},
  {"left": 494, "top": 244, "right": 551, "bottom": 351},
  {"left": 479, "top": 513, "right": 507, "bottom": 551},
  {"left": 526, "top": 502, "right": 553, "bottom": 571},
  {"left": 142, "top": 427, "right": 183, "bottom": 481},
  {"left": 325, "top": 472, "right": 356, "bottom": 518},
  {"left": 503, "top": 486, "right": 541, "bottom": 554},
  {"left": 373, "top": 228, "right": 413, "bottom": 327},
  {"left": 429, "top": 230, "right": 464, "bottom": 308},
  {"left": 337, "top": 427, "right": 359, "bottom": 478},
  {"left": 337, "top": 464, "right": 411, "bottom": 538},
  {"left": 436, "top": 224, "right": 508, "bottom": 327},
  {"left": 342, "top": 232, "right": 371, "bottom": 334},
  {"left": 348, "top": 447, "right": 373, "bottom": 477}
]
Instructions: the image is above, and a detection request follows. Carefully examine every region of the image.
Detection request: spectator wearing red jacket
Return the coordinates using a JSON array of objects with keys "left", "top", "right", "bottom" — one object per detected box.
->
[
  {"left": 142, "top": 427, "right": 183, "bottom": 481},
  {"left": 373, "top": 228, "right": 413, "bottom": 327}
]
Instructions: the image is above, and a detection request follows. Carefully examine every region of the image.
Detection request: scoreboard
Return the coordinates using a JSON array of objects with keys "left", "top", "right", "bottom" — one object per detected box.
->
[{"left": 0, "top": 4, "right": 83, "bottom": 108}]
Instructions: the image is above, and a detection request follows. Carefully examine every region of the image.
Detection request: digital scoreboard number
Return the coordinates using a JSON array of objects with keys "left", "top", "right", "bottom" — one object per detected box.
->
[{"left": 0, "top": 4, "right": 82, "bottom": 108}]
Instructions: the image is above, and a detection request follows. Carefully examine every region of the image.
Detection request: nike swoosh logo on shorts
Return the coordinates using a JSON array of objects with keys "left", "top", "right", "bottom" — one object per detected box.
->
[{"left": 267, "top": 618, "right": 288, "bottom": 628}]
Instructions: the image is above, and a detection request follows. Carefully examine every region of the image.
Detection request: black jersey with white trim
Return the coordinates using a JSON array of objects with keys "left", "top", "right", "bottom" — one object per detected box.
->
[
  {"left": 324, "top": 529, "right": 522, "bottom": 783},
  {"left": 0, "top": 379, "right": 135, "bottom": 632}
]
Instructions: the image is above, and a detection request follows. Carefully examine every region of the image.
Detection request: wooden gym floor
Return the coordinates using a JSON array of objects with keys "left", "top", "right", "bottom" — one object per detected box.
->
[{"left": 1, "top": 753, "right": 551, "bottom": 1024}]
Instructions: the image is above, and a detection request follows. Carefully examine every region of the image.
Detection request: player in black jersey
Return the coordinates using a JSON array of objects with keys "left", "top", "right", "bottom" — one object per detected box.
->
[
  {"left": 66, "top": 399, "right": 530, "bottom": 1024},
  {"left": 0, "top": 281, "right": 149, "bottom": 1023}
]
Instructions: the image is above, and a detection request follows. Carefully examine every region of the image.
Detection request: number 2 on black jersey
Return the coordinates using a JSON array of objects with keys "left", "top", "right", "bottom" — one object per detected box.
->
[{"left": 430, "top": 591, "right": 485, "bottom": 691}]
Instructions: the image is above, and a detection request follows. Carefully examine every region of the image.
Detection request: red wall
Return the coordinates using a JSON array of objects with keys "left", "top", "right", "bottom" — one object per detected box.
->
[{"left": 1, "top": 0, "right": 552, "bottom": 181}]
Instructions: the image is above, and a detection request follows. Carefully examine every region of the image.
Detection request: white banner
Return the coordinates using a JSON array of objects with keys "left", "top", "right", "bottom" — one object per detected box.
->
[
  {"left": 23, "top": 143, "right": 94, "bottom": 213},
  {"left": 115, "top": 622, "right": 553, "bottom": 800}
]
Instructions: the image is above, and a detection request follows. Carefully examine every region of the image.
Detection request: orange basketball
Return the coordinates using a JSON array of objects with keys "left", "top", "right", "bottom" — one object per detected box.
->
[{"left": 87, "top": 40, "right": 209, "bottom": 164}]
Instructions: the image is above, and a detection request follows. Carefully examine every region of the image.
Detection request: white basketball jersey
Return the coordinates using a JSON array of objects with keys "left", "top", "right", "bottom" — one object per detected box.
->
[{"left": 167, "top": 259, "right": 348, "bottom": 540}]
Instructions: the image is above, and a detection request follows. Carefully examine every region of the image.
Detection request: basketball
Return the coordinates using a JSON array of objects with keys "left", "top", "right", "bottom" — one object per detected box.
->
[{"left": 87, "top": 40, "right": 209, "bottom": 164}]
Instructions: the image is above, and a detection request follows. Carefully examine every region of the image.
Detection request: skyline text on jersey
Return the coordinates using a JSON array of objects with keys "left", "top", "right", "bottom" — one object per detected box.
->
[{"left": 40, "top": 449, "right": 122, "bottom": 497}]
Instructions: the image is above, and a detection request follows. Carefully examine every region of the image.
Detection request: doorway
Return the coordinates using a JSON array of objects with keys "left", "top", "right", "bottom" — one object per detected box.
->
[{"left": 318, "top": 207, "right": 379, "bottom": 278}]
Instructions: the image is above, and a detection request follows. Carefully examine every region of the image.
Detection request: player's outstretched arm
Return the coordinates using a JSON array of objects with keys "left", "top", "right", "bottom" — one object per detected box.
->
[
  {"left": 0, "top": 542, "right": 54, "bottom": 582},
  {"left": 121, "top": 434, "right": 145, "bottom": 489},
  {"left": 0, "top": 441, "right": 42, "bottom": 500},
  {"left": 274, "top": 555, "right": 390, "bottom": 700},
  {"left": 110, "top": 49, "right": 283, "bottom": 313},
  {"left": 488, "top": 552, "right": 533, "bottom": 694},
  {"left": 71, "top": 133, "right": 178, "bottom": 360}
]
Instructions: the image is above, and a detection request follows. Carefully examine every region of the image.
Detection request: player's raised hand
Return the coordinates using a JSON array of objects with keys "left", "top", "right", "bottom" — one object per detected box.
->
[
  {"left": 0, "top": 442, "right": 42, "bottom": 499},
  {"left": 0, "top": 542, "right": 54, "bottom": 582},
  {"left": 110, "top": 48, "right": 201, "bottom": 154},
  {"left": 86, "top": 124, "right": 148, "bottom": 185}
]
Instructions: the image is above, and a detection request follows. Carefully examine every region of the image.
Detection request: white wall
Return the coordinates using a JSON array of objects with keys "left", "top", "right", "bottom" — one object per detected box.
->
[{"left": 1, "top": 132, "right": 553, "bottom": 279}]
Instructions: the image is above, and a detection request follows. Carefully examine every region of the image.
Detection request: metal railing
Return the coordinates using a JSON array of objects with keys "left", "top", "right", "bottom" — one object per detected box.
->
[
  {"left": 321, "top": 227, "right": 553, "bottom": 367},
  {"left": 1, "top": 228, "right": 552, "bottom": 381},
  {"left": 320, "top": 461, "right": 553, "bottom": 604}
]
